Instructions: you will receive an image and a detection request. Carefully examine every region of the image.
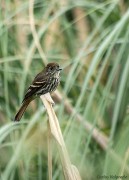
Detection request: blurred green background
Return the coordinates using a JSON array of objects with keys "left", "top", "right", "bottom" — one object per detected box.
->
[{"left": 0, "top": 0, "right": 129, "bottom": 179}]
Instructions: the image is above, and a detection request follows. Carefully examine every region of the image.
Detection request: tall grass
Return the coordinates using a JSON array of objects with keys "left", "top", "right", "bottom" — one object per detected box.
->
[{"left": 0, "top": 0, "right": 129, "bottom": 179}]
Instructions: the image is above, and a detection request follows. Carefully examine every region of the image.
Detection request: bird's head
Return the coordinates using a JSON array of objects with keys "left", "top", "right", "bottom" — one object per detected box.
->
[{"left": 45, "top": 62, "right": 62, "bottom": 76}]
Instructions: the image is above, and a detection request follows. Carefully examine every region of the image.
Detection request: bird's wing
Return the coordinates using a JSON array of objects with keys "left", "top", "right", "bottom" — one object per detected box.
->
[{"left": 22, "top": 72, "right": 50, "bottom": 102}]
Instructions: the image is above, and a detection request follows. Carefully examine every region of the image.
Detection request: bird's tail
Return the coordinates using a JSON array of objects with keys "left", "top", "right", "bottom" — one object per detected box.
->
[{"left": 14, "top": 99, "right": 31, "bottom": 122}]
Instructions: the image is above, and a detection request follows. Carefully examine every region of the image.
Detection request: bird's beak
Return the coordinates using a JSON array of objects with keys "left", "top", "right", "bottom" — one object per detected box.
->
[{"left": 57, "top": 68, "right": 62, "bottom": 71}]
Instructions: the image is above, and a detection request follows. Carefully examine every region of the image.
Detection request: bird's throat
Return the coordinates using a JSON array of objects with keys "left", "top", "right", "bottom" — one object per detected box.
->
[{"left": 54, "top": 71, "right": 60, "bottom": 78}]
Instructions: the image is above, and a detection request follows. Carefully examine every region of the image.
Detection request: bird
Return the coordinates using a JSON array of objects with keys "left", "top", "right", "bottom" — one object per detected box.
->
[{"left": 14, "top": 62, "right": 62, "bottom": 122}]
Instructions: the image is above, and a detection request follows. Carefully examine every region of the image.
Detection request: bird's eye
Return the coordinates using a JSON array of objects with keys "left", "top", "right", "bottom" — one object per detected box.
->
[{"left": 57, "top": 65, "right": 59, "bottom": 68}]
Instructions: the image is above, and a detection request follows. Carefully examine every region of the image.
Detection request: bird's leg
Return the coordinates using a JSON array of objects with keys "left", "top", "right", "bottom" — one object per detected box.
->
[{"left": 42, "top": 93, "right": 55, "bottom": 106}]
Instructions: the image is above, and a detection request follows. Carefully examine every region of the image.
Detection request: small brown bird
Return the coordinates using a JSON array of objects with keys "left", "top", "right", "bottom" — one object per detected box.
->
[{"left": 14, "top": 62, "right": 62, "bottom": 121}]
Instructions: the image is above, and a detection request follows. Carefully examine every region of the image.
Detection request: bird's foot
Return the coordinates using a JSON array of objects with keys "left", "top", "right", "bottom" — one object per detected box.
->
[{"left": 43, "top": 93, "right": 55, "bottom": 106}]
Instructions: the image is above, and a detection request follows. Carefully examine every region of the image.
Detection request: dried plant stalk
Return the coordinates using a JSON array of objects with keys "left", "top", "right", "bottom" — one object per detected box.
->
[
  {"left": 40, "top": 94, "right": 81, "bottom": 180},
  {"left": 47, "top": 121, "right": 52, "bottom": 180}
]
